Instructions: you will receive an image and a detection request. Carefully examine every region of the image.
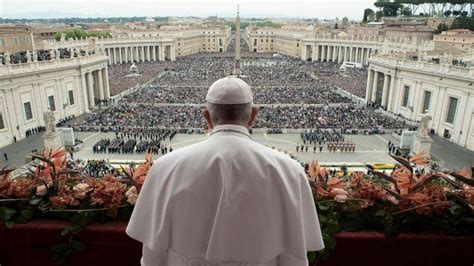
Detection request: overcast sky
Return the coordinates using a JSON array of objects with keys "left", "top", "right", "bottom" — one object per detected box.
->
[{"left": 1, "top": 0, "right": 376, "bottom": 20}]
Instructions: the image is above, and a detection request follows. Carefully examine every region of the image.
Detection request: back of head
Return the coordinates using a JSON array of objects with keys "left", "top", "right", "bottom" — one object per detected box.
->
[{"left": 204, "top": 76, "right": 258, "bottom": 128}]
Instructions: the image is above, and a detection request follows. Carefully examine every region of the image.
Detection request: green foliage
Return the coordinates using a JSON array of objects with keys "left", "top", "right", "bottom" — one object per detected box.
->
[
  {"left": 363, "top": 8, "right": 376, "bottom": 22},
  {"left": 386, "top": 0, "right": 472, "bottom": 17},
  {"left": 313, "top": 195, "right": 474, "bottom": 261},
  {"left": 226, "top": 21, "right": 283, "bottom": 31},
  {"left": 434, "top": 23, "right": 450, "bottom": 33},
  {"left": 53, "top": 28, "right": 111, "bottom": 41},
  {"left": 451, "top": 16, "right": 474, "bottom": 31},
  {"left": 51, "top": 213, "right": 92, "bottom": 265}
]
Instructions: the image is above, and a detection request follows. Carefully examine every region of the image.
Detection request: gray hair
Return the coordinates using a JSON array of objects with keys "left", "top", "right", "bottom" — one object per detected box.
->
[{"left": 206, "top": 103, "right": 252, "bottom": 124}]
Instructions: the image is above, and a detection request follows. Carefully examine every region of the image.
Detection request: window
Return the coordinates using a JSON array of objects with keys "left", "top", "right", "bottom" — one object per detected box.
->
[
  {"left": 0, "top": 38, "right": 5, "bottom": 46},
  {"left": 24, "top": 102, "right": 33, "bottom": 120},
  {"left": 422, "top": 91, "right": 431, "bottom": 113},
  {"left": 48, "top": 95, "right": 56, "bottom": 111},
  {"left": 68, "top": 91, "right": 75, "bottom": 105},
  {"left": 402, "top": 85, "right": 410, "bottom": 107},
  {"left": 13, "top": 36, "right": 19, "bottom": 46},
  {"left": 0, "top": 112, "right": 4, "bottom": 129},
  {"left": 445, "top": 97, "right": 458, "bottom": 124}
]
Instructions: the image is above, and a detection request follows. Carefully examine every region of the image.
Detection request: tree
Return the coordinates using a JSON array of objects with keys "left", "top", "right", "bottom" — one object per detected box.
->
[
  {"left": 451, "top": 16, "right": 474, "bottom": 31},
  {"left": 375, "top": 10, "right": 384, "bottom": 21},
  {"left": 54, "top": 28, "right": 111, "bottom": 41},
  {"left": 374, "top": 1, "right": 403, "bottom": 17},
  {"left": 434, "top": 23, "right": 449, "bottom": 34},
  {"left": 363, "top": 8, "right": 375, "bottom": 22},
  {"left": 401, "top": 6, "right": 412, "bottom": 16}
]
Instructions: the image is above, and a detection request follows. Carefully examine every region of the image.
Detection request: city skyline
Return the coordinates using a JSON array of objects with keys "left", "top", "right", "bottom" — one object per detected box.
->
[{"left": 1, "top": 0, "right": 375, "bottom": 20}]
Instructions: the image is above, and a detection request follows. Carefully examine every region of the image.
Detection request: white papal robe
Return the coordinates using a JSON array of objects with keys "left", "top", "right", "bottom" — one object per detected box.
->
[{"left": 126, "top": 124, "right": 324, "bottom": 266}]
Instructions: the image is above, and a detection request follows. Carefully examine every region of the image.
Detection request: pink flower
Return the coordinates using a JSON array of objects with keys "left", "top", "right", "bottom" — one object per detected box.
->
[
  {"left": 36, "top": 185, "right": 48, "bottom": 196},
  {"left": 73, "top": 183, "right": 92, "bottom": 200}
]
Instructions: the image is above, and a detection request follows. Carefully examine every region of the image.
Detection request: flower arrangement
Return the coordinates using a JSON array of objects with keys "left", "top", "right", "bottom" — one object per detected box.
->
[
  {"left": 0, "top": 148, "right": 473, "bottom": 264},
  {"left": 0, "top": 148, "right": 153, "bottom": 264},
  {"left": 307, "top": 152, "right": 474, "bottom": 261}
]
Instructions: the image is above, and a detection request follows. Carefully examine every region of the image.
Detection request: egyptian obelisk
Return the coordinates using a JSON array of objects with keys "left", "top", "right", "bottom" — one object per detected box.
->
[{"left": 233, "top": 5, "right": 242, "bottom": 77}]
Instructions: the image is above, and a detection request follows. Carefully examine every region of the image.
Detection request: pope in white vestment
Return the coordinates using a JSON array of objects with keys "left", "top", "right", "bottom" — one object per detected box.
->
[{"left": 126, "top": 77, "right": 324, "bottom": 266}]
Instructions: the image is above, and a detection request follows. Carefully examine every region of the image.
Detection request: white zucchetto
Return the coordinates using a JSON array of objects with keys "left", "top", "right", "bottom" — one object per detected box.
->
[{"left": 206, "top": 76, "right": 253, "bottom": 104}]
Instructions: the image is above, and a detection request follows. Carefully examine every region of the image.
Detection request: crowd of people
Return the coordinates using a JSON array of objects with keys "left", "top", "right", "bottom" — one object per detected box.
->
[
  {"left": 93, "top": 137, "right": 173, "bottom": 155},
  {"left": 122, "top": 83, "right": 351, "bottom": 105},
  {"left": 255, "top": 105, "right": 405, "bottom": 130},
  {"left": 107, "top": 61, "right": 170, "bottom": 96},
  {"left": 295, "top": 129, "right": 357, "bottom": 153},
  {"left": 71, "top": 37, "right": 406, "bottom": 137},
  {"left": 90, "top": 128, "right": 178, "bottom": 154},
  {"left": 311, "top": 62, "right": 368, "bottom": 98},
  {"left": 73, "top": 103, "right": 405, "bottom": 131}
]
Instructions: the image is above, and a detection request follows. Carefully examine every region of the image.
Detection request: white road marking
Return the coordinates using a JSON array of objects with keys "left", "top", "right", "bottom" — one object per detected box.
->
[
  {"left": 82, "top": 132, "right": 100, "bottom": 143},
  {"left": 375, "top": 134, "right": 389, "bottom": 143},
  {"left": 263, "top": 133, "right": 298, "bottom": 145}
]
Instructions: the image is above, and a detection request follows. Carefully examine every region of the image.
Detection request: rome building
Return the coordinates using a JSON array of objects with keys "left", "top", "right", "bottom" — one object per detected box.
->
[
  {"left": 367, "top": 54, "right": 474, "bottom": 150},
  {"left": 246, "top": 25, "right": 473, "bottom": 151},
  {"left": 0, "top": 53, "right": 109, "bottom": 147},
  {"left": 42, "top": 25, "right": 232, "bottom": 64}
]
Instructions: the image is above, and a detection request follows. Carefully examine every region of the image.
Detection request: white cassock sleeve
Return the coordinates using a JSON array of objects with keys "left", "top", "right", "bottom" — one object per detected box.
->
[
  {"left": 299, "top": 172, "right": 325, "bottom": 252},
  {"left": 141, "top": 244, "right": 166, "bottom": 266}
]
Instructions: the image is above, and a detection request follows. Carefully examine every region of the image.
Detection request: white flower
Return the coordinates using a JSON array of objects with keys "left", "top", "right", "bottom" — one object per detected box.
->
[
  {"left": 387, "top": 196, "right": 399, "bottom": 205},
  {"left": 125, "top": 186, "right": 137, "bottom": 197},
  {"left": 35, "top": 185, "right": 48, "bottom": 196},
  {"left": 334, "top": 194, "right": 348, "bottom": 203},
  {"left": 127, "top": 193, "right": 138, "bottom": 205},
  {"left": 331, "top": 188, "right": 348, "bottom": 195}
]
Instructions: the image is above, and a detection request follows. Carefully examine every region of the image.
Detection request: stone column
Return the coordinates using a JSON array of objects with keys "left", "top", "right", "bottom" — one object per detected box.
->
[
  {"left": 118, "top": 47, "right": 123, "bottom": 64},
  {"left": 381, "top": 74, "right": 390, "bottom": 108},
  {"left": 170, "top": 44, "right": 176, "bottom": 61},
  {"left": 345, "top": 47, "right": 349, "bottom": 61},
  {"left": 110, "top": 48, "right": 114, "bottom": 64},
  {"left": 141, "top": 46, "right": 145, "bottom": 62},
  {"left": 81, "top": 73, "right": 90, "bottom": 112},
  {"left": 152, "top": 46, "right": 156, "bottom": 61},
  {"left": 321, "top": 45, "right": 328, "bottom": 62},
  {"left": 361, "top": 48, "right": 365, "bottom": 65},
  {"left": 337, "top": 46, "right": 342, "bottom": 63},
  {"left": 125, "top": 47, "right": 129, "bottom": 63},
  {"left": 355, "top": 47, "right": 359, "bottom": 63},
  {"left": 87, "top": 72, "right": 94, "bottom": 109},
  {"left": 387, "top": 74, "right": 396, "bottom": 111},
  {"left": 365, "top": 70, "right": 374, "bottom": 102},
  {"left": 332, "top": 46, "right": 337, "bottom": 61},
  {"left": 159, "top": 45, "right": 165, "bottom": 61},
  {"left": 97, "top": 68, "right": 105, "bottom": 100},
  {"left": 106, "top": 48, "right": 112, "bottom": 64},
  {"left": 349, "top": 47, "right": 353, "bottom": 62},
  {"left": 314, "top": 45, "right": 319, "bottom": 62},
  {"left": 103, "top": 67, "right": 111, "bottom": 99},
  {"left": 113, "top": 47, "right": 117, "bottom": 64},
  {"left": 371, "top": 71, "right": 379, "bottom": 102}
]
